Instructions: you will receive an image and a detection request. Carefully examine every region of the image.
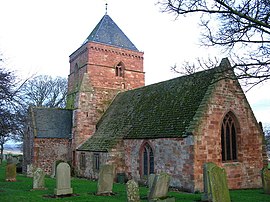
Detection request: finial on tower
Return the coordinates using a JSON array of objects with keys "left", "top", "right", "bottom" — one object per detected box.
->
[{"left": 105, "top": 3, "right": 108, "bottom": 15}]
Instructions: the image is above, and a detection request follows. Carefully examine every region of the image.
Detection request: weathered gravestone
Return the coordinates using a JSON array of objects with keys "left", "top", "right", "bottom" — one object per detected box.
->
[
  {"left": 148, "top": 174, "right": 156, "bottom": 189},
  {"left": 208, "top": 165, "right": 231, "bottom": 202},
  {"left": 33, "top": 168, "right": 46, "bottom": 190},
  {"left": 262, "top": 167, "right": 270, "bottom": 194},
  {"left": 50, "top": 161, "right": 56, "bottom": 178},
  {"left": 126, "top": 179, "right": 140, "bottom": 202},
  {"left": 201, "top": 162, "right": 217, "bottom": 201},
  {"left": 6, "top": 163, "right": 16, "bottom": 182},
  {"left": 97, "top": 164, "right": 115, "bottom": 195},
  {"left": 54, "top": 162, "right": 73, "bottom": 196},
  {"left": 27, "top": 164, "right": 35, "bottom": 178},
  {"left": 148, "top": 173, "right": 175, "bottom": 202}
]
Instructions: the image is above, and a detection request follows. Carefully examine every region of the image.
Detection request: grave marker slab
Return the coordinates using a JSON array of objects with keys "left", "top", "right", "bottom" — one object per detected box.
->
[
  {"left": 6, "top": 163, "right": 16, "bottom": 182},
  {"left": 262, "top": 167, "right": 270, "bottom": 194},
  {"left": 201, "top": 162, "right": 217, "bottom": 201},
  {"left": 33, "top": 168, "right": 46, "bottom": 190},
  {"left": 148, "top": 173, "right": 171, "bottom": 200},
  {"left": 54, "top": 162, "right": 73, "bottom": 196},
  {"left": 27, "top": 164, "right": 35, "bottom": 178},
  {"left": 126, "top": 179, "right": 140, "bottom": 202},
  {"left": 97, "top": 164, "right": 115, "bottom": 195},
  {"left": 208, "top": 165, "right": 231, "bottom": 202}
]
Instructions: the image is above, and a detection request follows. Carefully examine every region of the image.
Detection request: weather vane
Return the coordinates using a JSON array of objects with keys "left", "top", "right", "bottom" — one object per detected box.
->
[{"left": 105, "top": 2, "right": 108, "bottom": 15}]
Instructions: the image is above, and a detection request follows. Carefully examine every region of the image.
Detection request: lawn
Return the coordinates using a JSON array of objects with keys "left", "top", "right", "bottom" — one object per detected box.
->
[{"left": 0, "top": 162, "right": 270, "bottom": 202}]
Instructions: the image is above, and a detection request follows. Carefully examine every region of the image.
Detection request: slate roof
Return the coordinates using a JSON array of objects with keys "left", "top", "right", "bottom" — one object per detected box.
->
[
  {"left": 78, "top": 65, "right": 224, "bottom": 152},
  {"left": 83, "top": 14, "right": 138, "bottom": 51},
  {"left": 30, "top": 107, "right": 72, "bottom": 139}
]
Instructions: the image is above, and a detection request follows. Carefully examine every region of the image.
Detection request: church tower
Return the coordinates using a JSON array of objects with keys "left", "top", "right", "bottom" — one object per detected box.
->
[{"left": 67, "top": 14, "right": 144, "bottom": 163}]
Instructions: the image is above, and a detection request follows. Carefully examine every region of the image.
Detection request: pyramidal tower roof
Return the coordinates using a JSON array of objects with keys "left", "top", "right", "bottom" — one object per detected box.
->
[{"left": 83, "top": 14, "right": 139, "bottom": 51}]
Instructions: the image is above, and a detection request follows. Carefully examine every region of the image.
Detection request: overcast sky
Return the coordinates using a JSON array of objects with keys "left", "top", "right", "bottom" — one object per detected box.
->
[{"left": 0, "top": 0, "right": 269, "bottom": 126}]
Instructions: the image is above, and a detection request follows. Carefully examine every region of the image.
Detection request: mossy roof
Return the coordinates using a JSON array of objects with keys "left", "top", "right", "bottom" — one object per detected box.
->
[
  {"left": 78, "top": 66, "right": 222, "bottom": 152},
  {"left": 83, "top": 14, "right": 138, "bottom": 51}
]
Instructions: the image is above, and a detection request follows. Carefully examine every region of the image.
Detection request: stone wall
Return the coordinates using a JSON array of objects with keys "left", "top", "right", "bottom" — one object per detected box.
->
[
  {"left": 76, "top": 151, "right": 109, "bottom": 179},
  {"left": 33, "top": 138, "right": 71, "bottom": 174},
  {"left": 124, "top": 137, "right": 195, "bottom": 192},
  {"left": 193, "top": 77, "right": 265, "bottom": 191}
]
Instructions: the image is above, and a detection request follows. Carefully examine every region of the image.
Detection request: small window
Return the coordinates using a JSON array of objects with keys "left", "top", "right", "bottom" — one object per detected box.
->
[
  {"left": 141, "top": 143, "right": 154, "bottom": 176},
  {"left": 80, "top": 152, "right": 86, "bottom": 169},
  {"left": 115, "top": 62, "right": 124, "bottom": 77},
  {"left": 93, "top": 153, "right": 100, "bottom": 171},
  {"left": 221, "top": 112, "right": 238, "bottom": 162}
]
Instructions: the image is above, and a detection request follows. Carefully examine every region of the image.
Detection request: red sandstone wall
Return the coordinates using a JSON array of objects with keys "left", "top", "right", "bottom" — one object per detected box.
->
[
  {"left": 193, "top": 78, "right": 265, "bottom": 191},
  {"left": 33, "top": 138, "right": 71, "bottom": 174}
]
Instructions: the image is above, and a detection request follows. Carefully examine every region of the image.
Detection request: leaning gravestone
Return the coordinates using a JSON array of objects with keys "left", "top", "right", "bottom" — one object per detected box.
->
[
  {"left": 148, "top": 174, "right": 156, "bottom": 189},
  {"left": 6, "top": 163, "right": 16, "bottom": 182},
  {"left": 201, "top": 162, "right": 217, "bottom": 201},
  {"left": 148, "top": 173, "right": 175, "bottom": 201},
  {"left": 54, "top": 162, "right": 73, "bottom": 196},
  {"left": 262, "top": 167, "right": 270, "bottom": 194},
  {"left": 126, "top": 179, "right": 140, "bottom": 202},
  {"left": 208, "top": 165, "right": 231, "bottom": 202},
  {"left": 97, "top": 164, "right": 115, "bottom": 195},
  {"left": 33, "top": 168, "right": 46, "bottom": 190},
  {"left": 27, "top": 164, "right": 35, "bottom": 178}
]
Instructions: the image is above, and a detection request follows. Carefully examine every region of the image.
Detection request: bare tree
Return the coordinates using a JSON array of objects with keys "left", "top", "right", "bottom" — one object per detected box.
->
[
  {"left": 0, "top": 64, "right": 20, "bottom": 161},
  {"left": 158, "top": 0, "right": 270, "bottom": 89},
  {"left": 19, "top": 75, "right": 67, "bottom": 108}
]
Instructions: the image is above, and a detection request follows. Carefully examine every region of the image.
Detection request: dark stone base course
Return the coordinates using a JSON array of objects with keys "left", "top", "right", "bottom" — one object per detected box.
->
[{"left": 43, "top": 194, "right": 79, "bottom": 198}]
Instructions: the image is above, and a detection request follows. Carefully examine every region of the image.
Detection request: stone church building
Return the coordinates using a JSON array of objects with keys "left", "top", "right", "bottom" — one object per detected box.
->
[{"left": 23, "top": 14, "right": 267, "bottom": 192}]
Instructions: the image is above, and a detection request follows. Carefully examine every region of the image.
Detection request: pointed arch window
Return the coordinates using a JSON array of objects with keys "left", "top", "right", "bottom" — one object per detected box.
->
[
  {"left": 221, "top": 112, "right": 238, "bottom": 162},
  {"left": 115, "top": 62, "right": 124, "bottom": 77},
  {"left": 141, "top": 142, "right": 154, "bottom": 176}
]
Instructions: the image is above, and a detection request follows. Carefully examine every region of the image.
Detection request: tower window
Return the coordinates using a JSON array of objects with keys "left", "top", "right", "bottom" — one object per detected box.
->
[
  {"left": 221, "top": 112, "right": 238, "bottom": 162},
  {"left": 115, "top": 62, "right": 124, "bottom": 77}
]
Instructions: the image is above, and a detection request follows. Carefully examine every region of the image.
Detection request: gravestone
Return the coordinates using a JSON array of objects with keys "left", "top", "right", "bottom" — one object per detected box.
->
[
  {"left": 54, "top": 162, "right": 73, "bottom": 196},
  {"left": 33, "top": 168, "right": 46, "bottom": 190},
  {"left": 148, "top": 174, "right": 156, "bottom": 189},
  {"left": 148, "top": 173, "right": 171, "bottom": 200},
  {"left": 97, "top": 164, "right": 115, "bottom": 195},
  {"left": 201, "top": 162, "right": 217, "bottom": 201},
  {"left": 27, "top": 164, "right": 35, "bottom": 178},
  {"left": 126, "top": 179, "right": 140, "bottom": 202},
  {"left": 208, "top": 165, "right": 231, "bottom": 202},
  {"left": 50, "top": 161, "right": 56, "bottom": 178},
  {"left": 262, "top": 167, "right": 270, "bottom": 194},
  {"left": 6, "top": 163, "right": 16, "bottom": 182}
]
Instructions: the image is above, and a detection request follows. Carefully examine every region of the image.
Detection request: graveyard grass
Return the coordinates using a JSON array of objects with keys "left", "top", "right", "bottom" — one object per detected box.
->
[{"left": 1, "top": 163, "right": 270, "bottom": 202}]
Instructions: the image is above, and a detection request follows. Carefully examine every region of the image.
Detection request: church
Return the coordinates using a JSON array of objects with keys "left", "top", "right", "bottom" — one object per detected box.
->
[{"left": 23, "top": 13, "right": 267, "bottom": 192}]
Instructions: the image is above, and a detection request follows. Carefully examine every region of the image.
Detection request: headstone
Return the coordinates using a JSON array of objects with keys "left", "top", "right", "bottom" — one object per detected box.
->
[
  {"left": 201, "top": 162, "right": 217, "bottom": 201},
  {"left": 208, "top": 165, "right": 231, "bottom": 202},
  {"left": 148, "top": 174, "right": 156, "bottom": 189},
  {"left": 54, "top": 162, "right": 73, "bottom": 196},
  {"left": 262, "top": 167, "right": 270, "bottom": 194},
  {"left": 97, "top": 164, "right": 115, "bottom": 195},
  {"left": 6, "top": 163, "right": 16, "bottom": 182},
  {"left": 50, "top": 161, "right": 56, "bottom": 178},
  {"left": 126, "top": 179, "right": 140, "bottom": 202},
  {"left": 33, "top": 168, "right": 46, "bottom": 190},
  {"left": 148, "top": 173, "right": 171, "bottom": 200},
  {"left": 27, "top": 164, "right": 35, "bottom": 178}
]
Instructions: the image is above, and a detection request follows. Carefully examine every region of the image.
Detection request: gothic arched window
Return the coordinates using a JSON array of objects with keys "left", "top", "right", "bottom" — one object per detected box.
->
[
  {"left": 115, "top": 62, "right": 124, "bottom": 77},
  {"left": 221, "top": 112, "right": 238, "bottom": 162},
  {"left": 141, "top": 142, "right": 154, "bottom": 176}
]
